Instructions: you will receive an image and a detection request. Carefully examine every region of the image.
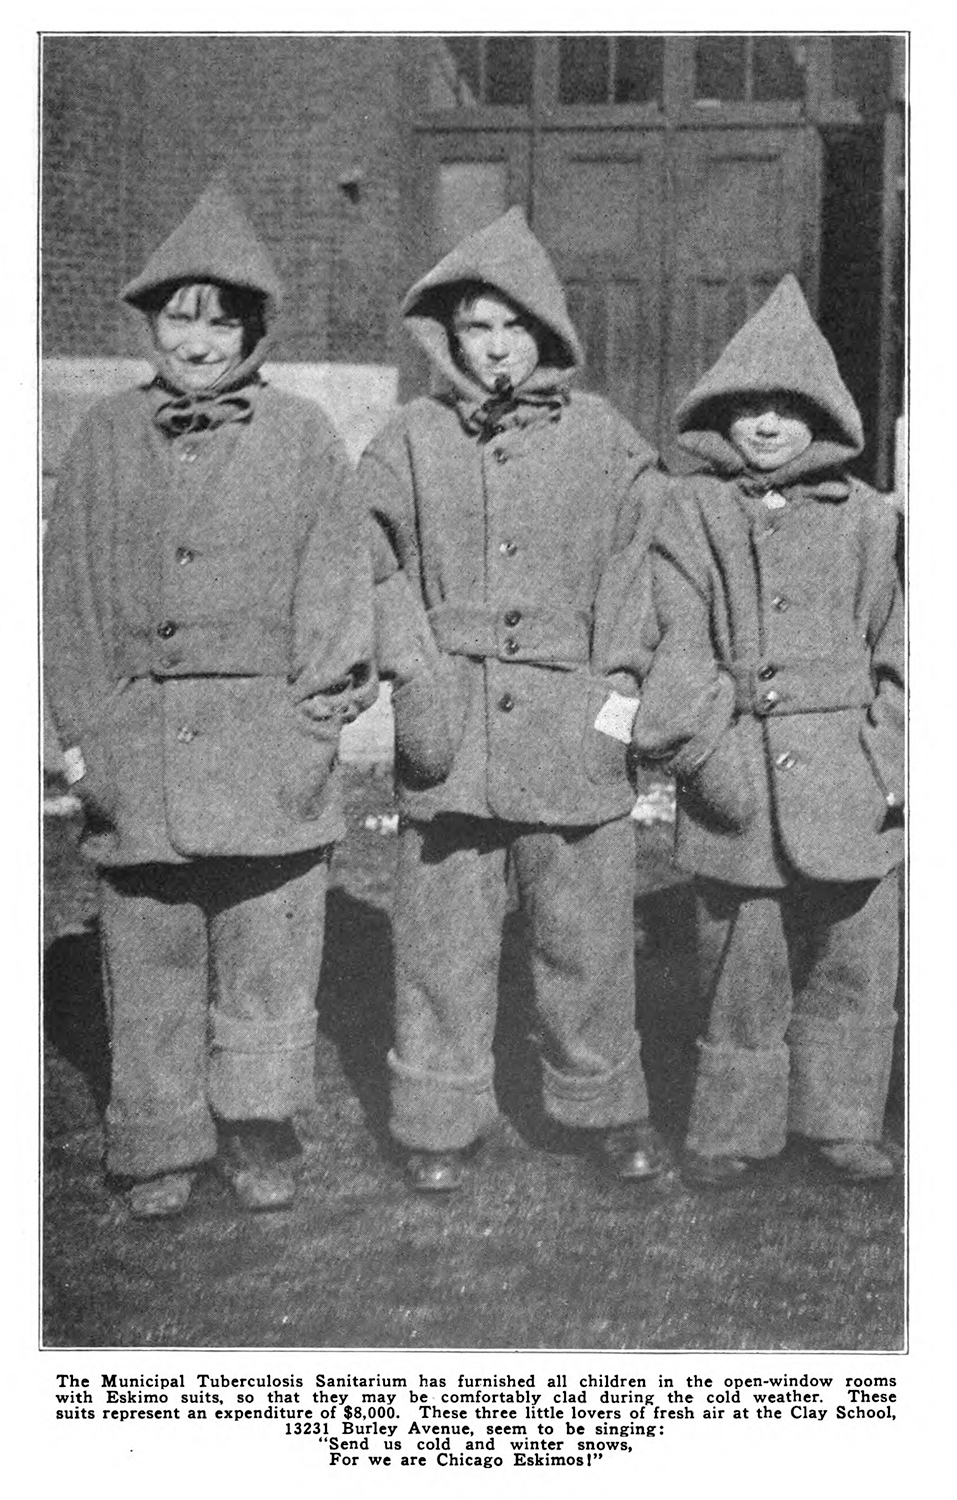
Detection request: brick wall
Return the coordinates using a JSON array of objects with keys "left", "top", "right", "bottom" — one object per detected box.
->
[{"left": 42, "top": 35, "right": 406, "bottom": 365}]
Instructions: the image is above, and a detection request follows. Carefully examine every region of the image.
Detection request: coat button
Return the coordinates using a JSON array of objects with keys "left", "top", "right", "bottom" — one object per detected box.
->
[
  {"left": 500, "top": 540, "right": 518, "bottom": 557},
  {"left": 758, "top": 664, "right": 777, "bottom": 681},
  {"left": 175, "top": 546, "right": 195, "bottom": 565},
  {"left": 503, "top": 637, "right": 519, "bottom": 656},
  {"left": 504, "top": 609, "right": 522, "bottom": 627},
  {"left": 775, "top": 751, "right": 797, "bottom": 770},
  {"left": 179, "top": 444, "right": 198, "bottom": 464},
  {"left": 772, "top": 595, "right": 789, "bottom": 611},
  {"left": 760, "top": 689, "right": 780, "bottom": 710},
  {"left": 157, "top": 620, "right": 177, "bottom": 639},
  {"left": 494, "top": 448, "right": 508, "bottom": 464},
  {"left": 176, "top": 725, "right": 198, "bottom": 744},
  {"left": 498, "top": 693, "right": 514, "bottom": 713}
]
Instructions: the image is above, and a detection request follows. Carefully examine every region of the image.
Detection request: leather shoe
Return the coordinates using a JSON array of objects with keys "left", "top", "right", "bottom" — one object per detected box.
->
[
  {"left": 217, "top": 1121, "right": 299, "bottom": 1212},
  {"left": 594, "top": 1122, "right": 668, "bottom": 1180},
  {"left": 405, "top": 1149, "right": 467, "bottom": 1193},
  {"left": 128, "top": 1170, "right": 196, "bottom": 1220},
  {"left": 682, "top": 1150, "right": 753, "bottom": 1188}
]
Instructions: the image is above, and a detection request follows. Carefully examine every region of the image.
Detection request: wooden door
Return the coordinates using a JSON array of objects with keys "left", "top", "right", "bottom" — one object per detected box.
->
[
  {"left": 534, "top": 130, "right": 666, "bottom": 444},
  {"left": 665, "top": 127, "right": 818, "bottom": 458}
]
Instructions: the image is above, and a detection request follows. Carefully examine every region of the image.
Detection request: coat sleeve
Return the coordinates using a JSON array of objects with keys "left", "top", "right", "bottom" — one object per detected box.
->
[
  {"left": 289, "top": 424, "right": 377, "bottom": 718},
  {"left": 590, "top": 415, "right": 671, "bottom": 687},
  {"left": 354, "top": 426, "right": 447, "bottom": 686},
  {"left": 43, "top": 413, "right": 115, "bottom": 752},
  {"left": 860, "top": 504, "right": 905, "bottom": 812},
  {"left": 630, "top": 492, "right": 737, "bottom": 778}
]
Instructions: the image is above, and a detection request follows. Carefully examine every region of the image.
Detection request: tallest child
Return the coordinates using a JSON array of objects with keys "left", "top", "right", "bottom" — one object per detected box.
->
[{"left": 359, "top": 208, "right": 669, "bottom": 1192}]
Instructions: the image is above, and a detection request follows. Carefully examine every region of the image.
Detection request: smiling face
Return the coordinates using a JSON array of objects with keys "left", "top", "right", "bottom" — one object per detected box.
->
[
  {"left": 452, "top": 290, "right": 541, "bottom": 393},
  {"left": 727, "top": 394, "right": 815, "bottom": 472},
  {"left": 152, "top": 283, "right": 246, "bottom": 393}
]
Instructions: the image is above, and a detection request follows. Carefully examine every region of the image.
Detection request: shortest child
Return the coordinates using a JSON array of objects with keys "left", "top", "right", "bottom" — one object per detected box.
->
[{"left": 632, "top": 275, "right": 903, "bottom": 1186}]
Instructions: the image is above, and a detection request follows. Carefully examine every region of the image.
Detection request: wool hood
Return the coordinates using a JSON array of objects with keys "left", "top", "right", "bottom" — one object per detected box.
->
[
  {"left": 402, "top": 206, "right": 584, "bottom": 403},
  {"left": 675, "top": 274, "right": 864, "bottom": 482},
  {"left": 120, "top": 174, "right": 284, "bottom": 394}
]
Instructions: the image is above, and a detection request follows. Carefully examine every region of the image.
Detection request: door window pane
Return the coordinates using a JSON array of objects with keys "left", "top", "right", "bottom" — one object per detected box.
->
[
  {"left": 485, "top": 37, "right": 533, "bottom": 105},
  {"left": 832, "top": 37, "right": 891, "bottom": 112},
  {"left": 428, "top": 36, "right": 532, "bottom": 108},
  {"left": 615, "top": 37, "right": 664, "bottom": 104},
  {"left": 559, "top": 37, "right": 609, "bottom": 104},
  {"left": 428, "top": 38, "right": 481, "bottom": 108},
  {"left": 752, "top": 37, "right": 807, "bottom": 102},
  {"left": 695, "top": 37, "right": 746, "bottom": 102},
  {"left": 436, "top": 163, "right": 508, "bottom": 251}
]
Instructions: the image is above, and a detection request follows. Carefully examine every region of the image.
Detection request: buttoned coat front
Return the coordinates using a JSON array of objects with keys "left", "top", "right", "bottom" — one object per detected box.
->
[
  {"left": 359, "top": 208, "right": 667, "bottom": 827},
  {"left": 633, "top": 475, "right": 903, "bottom": 886},
  {"left": 631, "top": 275, "right": 904, "bottom": 887},
  {"left": 44, "top": 184, "right": 374, "bottom": 868}
]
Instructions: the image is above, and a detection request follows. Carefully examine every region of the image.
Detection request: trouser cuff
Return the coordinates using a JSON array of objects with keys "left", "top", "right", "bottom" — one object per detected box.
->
[
  {"left": 105, "top": 1102, "right": 217, "bottom": 1180},
  {"left": 687, "top": 1041, "right": 790, "bottom": 1158},
  {"left": 541, "top": 1042, "right": 649, "bottom": 1129},
  {"left": 209, "top": 1012, "right": 318, "bottom": 1119},
  {"left": 388, "top": 1048, "right": 497, "bottom": 1150},
  {"left": 787, "top": 1015, "right": 897, "bottom": 1140}
]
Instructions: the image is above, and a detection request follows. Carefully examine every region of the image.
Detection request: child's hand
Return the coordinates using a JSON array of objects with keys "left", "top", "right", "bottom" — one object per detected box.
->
[{"left": 301, "top": 665, "right": 376, "bottom": 725}]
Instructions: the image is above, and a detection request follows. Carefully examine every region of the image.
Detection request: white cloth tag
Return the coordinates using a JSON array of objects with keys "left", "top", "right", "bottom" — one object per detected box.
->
[
  {"left": 594, "top": 691, "right": 640, "bottom": 744},
  {"left": 62, "top": 746, "right": 86, "bottom": 785}
]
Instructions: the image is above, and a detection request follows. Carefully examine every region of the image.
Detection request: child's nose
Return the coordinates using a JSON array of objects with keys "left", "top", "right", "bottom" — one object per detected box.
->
[
  {"left": 755, "top": 411, "right": 781, "bottom": 433},
  {"left": 180, "top": 326, "right": 213, "bottom": 359}
]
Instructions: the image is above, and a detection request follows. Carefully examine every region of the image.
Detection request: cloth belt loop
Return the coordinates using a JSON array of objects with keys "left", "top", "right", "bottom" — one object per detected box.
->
[
  {"left": 728, "top": 657, "right": 874, "bottom": 717},
  {"left": 427, "top": 601, "right": 592, "bottom": 668}
]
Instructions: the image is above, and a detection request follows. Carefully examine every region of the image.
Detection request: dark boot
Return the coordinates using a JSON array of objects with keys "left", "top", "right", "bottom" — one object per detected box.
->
[
  {"left": 593, "top": 1121, "right": 668, "bottom": 1181},
  {"left": 404, "top": 1149, "right": 468, "bottom": 1193},
  {"left": 216, "top": 1120, "right": 300, "bottom": 1211}
]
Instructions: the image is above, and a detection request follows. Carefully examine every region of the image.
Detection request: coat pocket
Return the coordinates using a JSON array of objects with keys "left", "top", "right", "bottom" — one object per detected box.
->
[
  {"left": 680, "top": 724, "right": 755, "bottom": 832},
  {"left": 392, "top": 656, "right": 470, "bottom": 789},
  {"left": 582, "top": 676, "right": 639, "bottom": 787}
]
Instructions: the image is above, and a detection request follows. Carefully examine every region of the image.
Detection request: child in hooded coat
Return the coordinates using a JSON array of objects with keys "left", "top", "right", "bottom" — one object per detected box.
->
[
  {"left": 630, "top": 275, "right": 904, "bottom": 1185},
  {"left": 44, "top": 178, "right": 376, "bottom": 1217},
  {"left": 357, "top": 207, "right": 670, "bottom": 1192}
]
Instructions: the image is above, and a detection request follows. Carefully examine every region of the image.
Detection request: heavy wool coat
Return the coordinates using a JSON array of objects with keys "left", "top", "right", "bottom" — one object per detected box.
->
[
  {"left": 44, "top": 178, "right": 375, "bottom": 866},
  {"left": 358, "top": 207, "right": 668, "bottom": 826},
  {"left": 631, "top": 275, "right": 904, "bottom": 887}
]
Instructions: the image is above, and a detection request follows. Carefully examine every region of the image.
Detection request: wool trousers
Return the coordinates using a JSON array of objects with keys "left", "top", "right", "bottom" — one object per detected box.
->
[
  {"left": 686, "top": 872, "right": 900, "bottom": 1159},
  {"left": 99, "top": 849, "right": 329, "bottom": 1179},
  {"left": 389, "top": 814, "right": 649, "bottom": 1150}
]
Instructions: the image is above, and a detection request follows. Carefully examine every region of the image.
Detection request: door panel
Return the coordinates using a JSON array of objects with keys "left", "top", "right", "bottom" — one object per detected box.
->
[
  {"left": 414, "top": 131, "right": 530, "bottom": 267},
  {"left": 534, "top": 131, "right": 666, "bottom": 443},
  {"left": 666, "top": 128, "right": 817, "bottom": 455}
]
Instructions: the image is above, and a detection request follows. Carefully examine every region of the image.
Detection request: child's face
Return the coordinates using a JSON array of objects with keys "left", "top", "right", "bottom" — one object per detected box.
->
[
  {"left": 153, "top": 283, "right": 245, "bottom": 392},
  {"left": 453, "top": 291, "right": 540, "bottom": 393},
  {"left": 728, "top": 395, "right": 814, "bottom": 472}
]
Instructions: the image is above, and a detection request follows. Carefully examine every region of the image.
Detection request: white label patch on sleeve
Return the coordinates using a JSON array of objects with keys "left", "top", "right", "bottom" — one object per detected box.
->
[
  {"left": 62, "top": 747, "right": 87, "bottom": 785},
  {"left": 594, "top": 691, "right": 640, "bottom": 744}
]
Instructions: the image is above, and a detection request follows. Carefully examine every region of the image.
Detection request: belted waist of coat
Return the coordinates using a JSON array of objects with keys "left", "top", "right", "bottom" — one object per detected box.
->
[
  {"left": 427, "top": 600, "right": 593, "bottom": 667},
  {"left": 115, "top": 618, "right": 291, "bottom": 679},
  {"left": 728, "top": 657, "right": 874, "bottom": 718}
]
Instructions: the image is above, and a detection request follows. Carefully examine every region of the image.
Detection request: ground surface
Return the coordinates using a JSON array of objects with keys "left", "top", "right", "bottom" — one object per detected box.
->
[{"left": 43, "top": 768, "right": 905, "bottom": 1351}]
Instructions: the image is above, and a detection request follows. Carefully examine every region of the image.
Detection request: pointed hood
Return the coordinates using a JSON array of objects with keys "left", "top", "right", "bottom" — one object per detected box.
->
[
  {"left": 402, "top": 206, "right": 583, "bottom": 402},
  {"left": 121, "top": 175, "right": 283, "bottom": 395},
  {"left": 676, "top": 274, "right": 864, "bottom": 479}
]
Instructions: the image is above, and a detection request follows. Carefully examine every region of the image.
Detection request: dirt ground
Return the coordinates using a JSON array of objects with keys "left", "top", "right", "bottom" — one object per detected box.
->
[{"left": 42, "top": 767, "right": 905, "bottom": 1351}]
